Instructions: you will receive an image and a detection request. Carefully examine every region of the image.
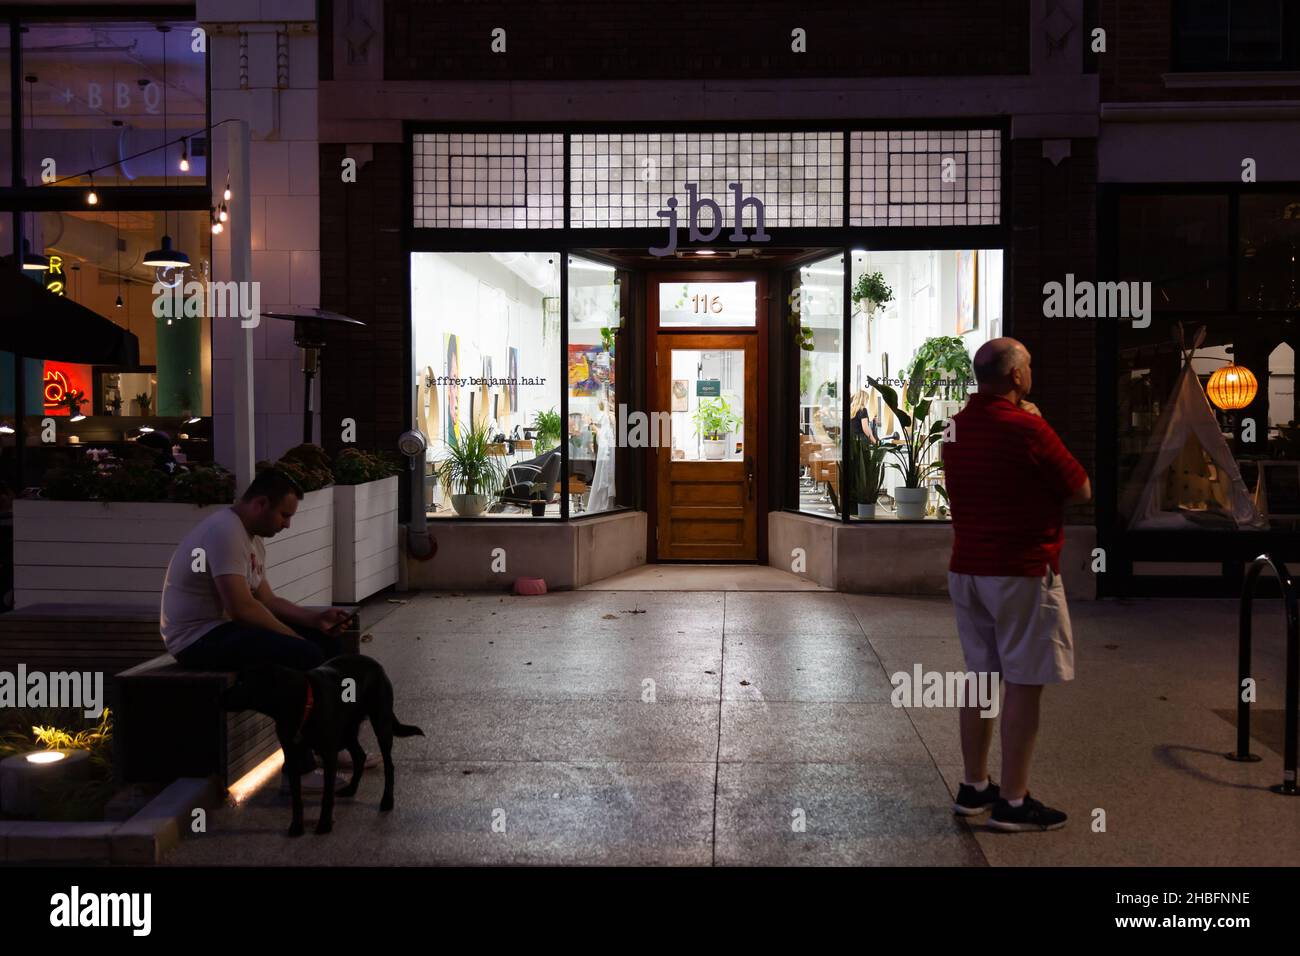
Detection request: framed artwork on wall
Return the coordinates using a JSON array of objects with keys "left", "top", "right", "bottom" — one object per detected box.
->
[{"left": 956, "top": 249, "right": 978, "bottom": 334}]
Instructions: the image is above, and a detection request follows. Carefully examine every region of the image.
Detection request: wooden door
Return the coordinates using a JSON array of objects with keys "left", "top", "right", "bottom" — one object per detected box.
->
[{"left": 654, "top": 333, "right": 758, "bottom": 560}]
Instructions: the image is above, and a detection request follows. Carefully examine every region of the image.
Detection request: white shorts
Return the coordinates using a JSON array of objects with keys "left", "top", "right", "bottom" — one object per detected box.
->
[{"left": 947, "top": 569, "right": 1075, "bottom": 685}]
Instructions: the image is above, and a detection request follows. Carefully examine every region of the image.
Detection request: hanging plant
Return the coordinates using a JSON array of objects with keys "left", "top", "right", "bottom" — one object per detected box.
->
[{"left": 852, "top": 271, "right": 895, "bottom": 309}]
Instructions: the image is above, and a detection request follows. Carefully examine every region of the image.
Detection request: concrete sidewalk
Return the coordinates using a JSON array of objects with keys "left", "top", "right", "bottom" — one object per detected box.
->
[{"left": 165, "top": 590, "right": 1300, "bottom": 866}]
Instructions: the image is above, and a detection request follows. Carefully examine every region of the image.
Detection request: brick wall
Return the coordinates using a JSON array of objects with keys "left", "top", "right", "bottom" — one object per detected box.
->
[
  {"left": 1009, "top": 138, "right": 1097, "bottom": 520},
  {"left": 1101, "top": 0, "right": 1299, "bottom": 101},
  {"left": 384, "top": 0, "right": 1030, "bottom": 80},
  {"left": 318, "top": 144, "right": 408, "bottom": 459}
]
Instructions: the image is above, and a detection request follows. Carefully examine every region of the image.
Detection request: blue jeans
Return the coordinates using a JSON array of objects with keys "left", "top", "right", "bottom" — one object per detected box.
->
[{"left": 175, "top": 620, "right": 344, "bottom": 672}]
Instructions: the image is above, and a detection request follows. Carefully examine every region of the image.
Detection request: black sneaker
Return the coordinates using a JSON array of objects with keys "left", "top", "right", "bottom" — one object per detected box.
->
[
  {"left": 988, "top": 793, "right": 1067, "bottom": 831},
  {"left": 953, "top": 780, "right": 1001, "bottom": 816}
]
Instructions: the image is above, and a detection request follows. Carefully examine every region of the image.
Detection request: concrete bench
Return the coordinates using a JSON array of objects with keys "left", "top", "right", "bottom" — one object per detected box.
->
[{"left": 115, "top": 608, "right": 361, "bottom": 788}]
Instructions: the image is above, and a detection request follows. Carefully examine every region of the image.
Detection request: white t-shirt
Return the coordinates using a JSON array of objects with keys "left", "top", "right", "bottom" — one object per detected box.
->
[{"left": 160, "top": 507, "right": 266, "bottom": 655}]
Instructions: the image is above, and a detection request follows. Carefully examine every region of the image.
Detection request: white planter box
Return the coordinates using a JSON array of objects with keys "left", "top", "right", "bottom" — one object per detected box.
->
[
  {"left": 262, "top": 486, "right": 335, "bottom": 606},
  {"left": 13, "top": 487, "right": 335, "bottom": 609},
  {"left": 14, "top": 499, "right": 228, "bottom": 608},
  {"left": 333, "top": 476, "right": 399, "bottom": 603}
]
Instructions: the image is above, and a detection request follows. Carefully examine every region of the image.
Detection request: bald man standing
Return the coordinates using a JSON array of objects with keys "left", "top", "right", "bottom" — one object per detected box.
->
[{"left": 941, "top": 337, "right": 1090, "bottom": 831}]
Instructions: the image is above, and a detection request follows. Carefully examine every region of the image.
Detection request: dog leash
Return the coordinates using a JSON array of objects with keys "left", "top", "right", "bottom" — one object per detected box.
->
[{"left": 292, "top": 680, "right": 315, "bottom": 745}]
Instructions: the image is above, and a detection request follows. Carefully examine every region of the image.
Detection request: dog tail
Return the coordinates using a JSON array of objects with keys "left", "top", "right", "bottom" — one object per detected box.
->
[{"left": 392, "top": 716, "right": 425, "bottom": 738}]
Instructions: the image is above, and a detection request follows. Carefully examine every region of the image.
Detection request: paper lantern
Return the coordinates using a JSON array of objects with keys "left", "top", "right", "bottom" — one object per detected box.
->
[{"left": 1206, "top": 364, "right": 1258, "bottom": 411}]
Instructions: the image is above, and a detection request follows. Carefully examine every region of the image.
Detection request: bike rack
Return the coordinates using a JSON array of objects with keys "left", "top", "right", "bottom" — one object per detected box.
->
[{"left": 1227, "top": 554, "right": 1300, "bottom": 795}]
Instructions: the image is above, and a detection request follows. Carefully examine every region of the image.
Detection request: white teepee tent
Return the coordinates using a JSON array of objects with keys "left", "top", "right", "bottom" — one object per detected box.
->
[{"left": 1121, "top": 324, "right": 1267, "bottom": 531}]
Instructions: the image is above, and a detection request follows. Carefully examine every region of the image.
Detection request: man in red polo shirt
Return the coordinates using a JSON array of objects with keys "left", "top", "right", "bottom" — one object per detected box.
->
[{"left": 941, "top": 337, "right": 1090, "bottom": 831}]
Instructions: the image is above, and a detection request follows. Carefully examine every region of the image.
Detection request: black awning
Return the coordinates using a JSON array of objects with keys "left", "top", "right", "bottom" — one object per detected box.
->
[{"left": 0, "top": 267, "right": 140, "bottom": 366}]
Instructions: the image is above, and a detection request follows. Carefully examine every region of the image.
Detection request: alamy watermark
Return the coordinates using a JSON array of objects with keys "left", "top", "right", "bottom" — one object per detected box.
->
[
  {"left": 153, "top": 279, "right": 261, "bottom": 328},
  {"left": 890, "top": 665, "right": 1000, "bottom": 718},
  {"left": 0, "top": 664, "right": 104, "bottom": 719},
  {"left": 1042, "top": 274, "right": 1151, "bottom": 328}
]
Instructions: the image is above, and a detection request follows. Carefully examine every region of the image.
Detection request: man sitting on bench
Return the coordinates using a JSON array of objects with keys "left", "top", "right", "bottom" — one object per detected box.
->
[{"left": 160, "top": 468, "right": 352, "bottom": 671}]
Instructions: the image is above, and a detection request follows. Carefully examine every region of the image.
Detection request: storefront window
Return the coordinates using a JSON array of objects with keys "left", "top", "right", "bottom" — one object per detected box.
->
[
  {"left": 847, "top": 249, "right": 1001, "bottom": 520},
  {"left": 793, "top": 253, "right": 843, "bottom": 518},
  {"left": 0, "top": 208, "right": 212, "bottom": 482},
  {"left": 411, "top": 252, "right": 562, "bottom": 518},
  {"left": 21, "top": 21, "right": 206, "bottom": 190},
  {"left": 1239, "top": 193, "right": 1300, "bottom": 311},
  {"left": 567, "top": 255, "right": 621, "bottom": 515},
  {"left": 1117, "top": 195, "right": 1229, "bottom": 312}
]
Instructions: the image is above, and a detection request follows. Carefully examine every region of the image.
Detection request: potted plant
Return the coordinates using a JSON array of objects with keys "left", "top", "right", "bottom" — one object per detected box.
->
[
  {"left": 906, "top": 336, "right": 976, "bottom": 403},
  {"left": 532, "top": 408, "right": 563, "bottom": 454},
  {"left": 436, "top": 422, "right": 507, "bottom": 516},
  {"left": 134, "top": 392, "right": 152, "bottom": 416},
  {"left": 868, "top": 361, "right": 947, "bottom": 520},
  {"left": 529, "top": 481, "right": 549, "bottom": 517},
  {"left": 63, "top": 390, "right": 88, "bottom": 420},
  {"left": 849, "top": 438, "right": 887, "bottom": 518},
  {"left": 852, "top": 270, "right": 895, "bottom": 318},
  {"left": 691, "top": 396, "right": 742, "bottom": 460}
]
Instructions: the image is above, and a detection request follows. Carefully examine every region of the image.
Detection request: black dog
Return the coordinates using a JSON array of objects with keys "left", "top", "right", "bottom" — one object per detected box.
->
[{"left": 224, "top": 655, "right": 424, "bottom": 837}]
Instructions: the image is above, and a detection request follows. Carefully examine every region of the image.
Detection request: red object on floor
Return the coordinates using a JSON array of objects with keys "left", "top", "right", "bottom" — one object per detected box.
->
[{"left": 513, "top": 577, "right": 547, "bottom": 595}]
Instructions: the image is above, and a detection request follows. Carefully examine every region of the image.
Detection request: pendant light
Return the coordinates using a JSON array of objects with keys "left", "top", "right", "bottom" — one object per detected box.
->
[
  {"left": 21, "top": 240, "right": 49, "bottom": 272},
  {"left": 143, "top": 25, "right": 190, "bottom": 270},
  {"left": 114, "top": 211, "right": 124, "bottom": 308},
  {"left": 22, "top": 75, "right": 49, "bottom": 271}
]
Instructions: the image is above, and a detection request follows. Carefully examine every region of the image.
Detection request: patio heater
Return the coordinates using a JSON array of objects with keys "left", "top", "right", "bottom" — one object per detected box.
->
[{"left": 262, "top": 308, "right": 367, "bottom": 444}]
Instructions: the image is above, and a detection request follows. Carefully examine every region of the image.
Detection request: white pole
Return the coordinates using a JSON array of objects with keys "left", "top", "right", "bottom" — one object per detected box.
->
[{"left": 228, "top": 120, "right": 255, "bottom": 489}]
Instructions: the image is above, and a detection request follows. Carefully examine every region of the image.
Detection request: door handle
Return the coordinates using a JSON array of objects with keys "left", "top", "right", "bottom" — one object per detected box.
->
[{"left": 745, "top": 455, "right": 755, "bottom": 501}]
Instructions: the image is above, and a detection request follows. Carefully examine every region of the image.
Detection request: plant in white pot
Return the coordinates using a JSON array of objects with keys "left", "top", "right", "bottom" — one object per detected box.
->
[
  {"left": 852, "top": 270, "right": 895, "bottom": 319},
  {"left": 691, "top": 396, "right": 742, "bottom": 460},
  {"left": 436, "top": 422, "right": 506, "bottom": 517},
  {"left": 848, "top": 437, "right": 887, "bottom": 518},
  {"left": 868, "top": 363, "right": 946, "bottom": 520}
]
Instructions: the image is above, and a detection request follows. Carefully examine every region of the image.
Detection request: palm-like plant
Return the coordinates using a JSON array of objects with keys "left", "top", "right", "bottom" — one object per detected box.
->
[
  {"left": 868, "top": 362, "right": 946, "bottom": 491},
  {"left": 436, "top": 422, "right": 507, "bottom": 499},
  {"left": 849, "top": 438, "right": 887, "bottom": 507}
]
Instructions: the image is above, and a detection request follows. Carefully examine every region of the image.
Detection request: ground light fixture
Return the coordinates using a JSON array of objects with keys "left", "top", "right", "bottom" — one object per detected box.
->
[
  {"left": 0, "top": 749, "right": 91, "bottom": 817},
  {"left": 0, "top": 424, "right": 13, "bottom": 435},
  {"left": 185, "top": 415, "right": 201, "bottom": 424},
  {"left": 137, "top": 426, "right": 154, "bottom": 434}
]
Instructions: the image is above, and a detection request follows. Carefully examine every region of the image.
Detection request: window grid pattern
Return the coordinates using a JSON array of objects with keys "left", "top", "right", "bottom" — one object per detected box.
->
[
  {"left": 412, "top": 129, "right": 1003, "bottom": 229},
  {"left": 850, "top": 130, "right": 1001, "bottom": 227},
  {"left": 413, "top": 133, "right": 564, "bottom": 228},
  {"left": 569, "top": 132, "right": 844, "bottom": 229}
]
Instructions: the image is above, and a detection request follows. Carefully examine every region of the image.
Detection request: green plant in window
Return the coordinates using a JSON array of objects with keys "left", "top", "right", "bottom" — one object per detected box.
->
[
  {"left": 817, "top": 380, "right": 838, "bottom": 401},
  {"left": 436, "top": 421, "right": 507, "bottom": 498},
  {"left": 799, "top": 353, "right": 812, "bottom": 398},
  {"left": 852, "top": 271, "right": 894, "bottom": 309},
  {"left": 691, "top": 396, "right": 742, "bottom": 441},
  {"left": 134, "top": 392, "right": 152, "bottom": 416},
  {"left": 906, "top": 335, "right": 975, "bottom": 402},
  {"left": 532, "top": 408, "right": 563, "bottom": 454},
  {"left": 868, "top": 363, "right": 945, "bottom": 492},
  {"left": 600, "top": 325, "right": 618, "bottom": 356},
  {"left": 848, "top": 438, "right": 887, "bottom": 508}
]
